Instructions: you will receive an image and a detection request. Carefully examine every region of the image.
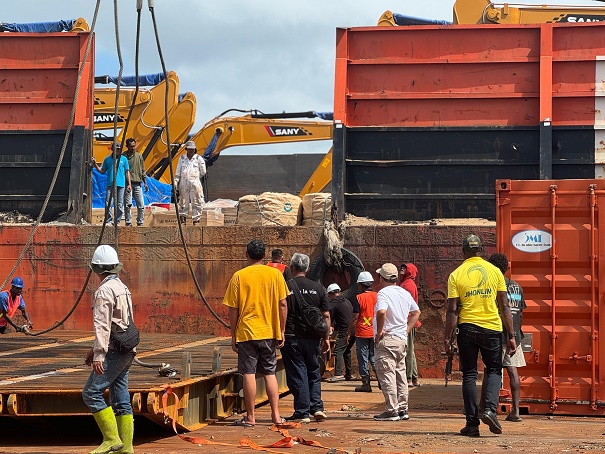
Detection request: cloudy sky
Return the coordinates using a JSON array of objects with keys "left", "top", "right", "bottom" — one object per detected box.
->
[{"left": 3, "top": 0, "right": 596, "bottom": 155}]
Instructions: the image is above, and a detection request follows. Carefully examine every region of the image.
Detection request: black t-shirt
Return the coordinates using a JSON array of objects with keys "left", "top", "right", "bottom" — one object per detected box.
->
[
  {"left": 285, "top": 276, "right": 330, "bottom": 338},
  {"left": 328, "top": 294, "right": 353, "bottom": 331},
  {"left": 506, "top": 278, "right": 526, "bottom": 345}
]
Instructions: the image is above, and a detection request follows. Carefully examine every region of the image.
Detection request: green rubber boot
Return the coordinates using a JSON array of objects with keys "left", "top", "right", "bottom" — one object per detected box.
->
[
  {"left": 90, "top": 407, "right": 124, "bottom": 454},
  {"left": 115, "top": 414, "right": 134, "bottom": 453}
]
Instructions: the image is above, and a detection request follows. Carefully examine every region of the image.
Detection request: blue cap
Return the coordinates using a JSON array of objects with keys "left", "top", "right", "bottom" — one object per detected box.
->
[{"left": 11, "top": 277, "right": 24, "bottom": 288}]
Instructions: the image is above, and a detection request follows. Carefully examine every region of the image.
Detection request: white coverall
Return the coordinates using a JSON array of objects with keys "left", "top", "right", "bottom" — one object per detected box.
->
[{"left": 174, "top": 153, "right": 206, "bottom": 221}]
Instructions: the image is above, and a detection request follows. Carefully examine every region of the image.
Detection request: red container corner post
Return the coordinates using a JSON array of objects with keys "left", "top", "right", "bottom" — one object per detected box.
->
[{"left": 496, "top": 179, "right": 605, "bottom": 416}]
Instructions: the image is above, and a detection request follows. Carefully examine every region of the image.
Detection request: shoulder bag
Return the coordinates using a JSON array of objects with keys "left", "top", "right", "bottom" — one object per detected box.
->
[
  {"left": 287, "top": 279, "right": 328, "bottom": 339},
  {"left": 110, "top": 295, "right": 140, "bottom": 353}
]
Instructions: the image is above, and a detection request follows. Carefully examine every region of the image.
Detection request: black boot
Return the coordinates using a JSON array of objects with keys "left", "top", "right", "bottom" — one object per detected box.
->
[{"left": 355, "top": 375, "right": 372, "bottom": 392}]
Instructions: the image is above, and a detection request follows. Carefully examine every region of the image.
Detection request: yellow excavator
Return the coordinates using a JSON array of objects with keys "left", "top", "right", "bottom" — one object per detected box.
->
[
  {"left": 149, "top": 110, "right": 334, "bottom": 197},
  {"left": 92, "top": 76, "right": 331, "bottom": 197},
  {"left": 92, "top": 71, "right": 183, "bottom": 163},
  {"left": 378, "top": 0, "right": 605, "bottom": 26}
]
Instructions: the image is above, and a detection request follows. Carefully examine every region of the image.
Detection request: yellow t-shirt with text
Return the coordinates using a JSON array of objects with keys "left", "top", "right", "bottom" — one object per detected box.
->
[
  {"left": 447, "top": 256, "right": 506, "bottom": 332},
  {"left": 223, "top": 264, "right": 289, "bottom": 343}
]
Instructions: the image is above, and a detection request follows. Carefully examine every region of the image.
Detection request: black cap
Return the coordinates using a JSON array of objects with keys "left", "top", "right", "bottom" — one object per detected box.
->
[{"left": 462, "top": 234, "right": 482, "bottom": 251}]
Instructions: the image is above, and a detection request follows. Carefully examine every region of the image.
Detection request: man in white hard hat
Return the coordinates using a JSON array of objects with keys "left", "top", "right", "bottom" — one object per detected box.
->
[
  {"left": 326, "top": 283, "right": 354, "bottom": 382},
  {"left": 174, "top": 141, "right": 206, "bottom": 225},
  {"left": 82, "top": 245, "right": 136, "bottom": 454},
  {"left": 347, "top": 271, "right": 379, "bottom": 392}
]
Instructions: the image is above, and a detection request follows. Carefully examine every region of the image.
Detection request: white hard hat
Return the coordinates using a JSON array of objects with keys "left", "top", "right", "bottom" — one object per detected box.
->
[
  {"left": 327, "top": 283, "right": 341, "bottom": 293},
  {"left": 357, "top": 271, "right": 374, "bottom": 284},
  {"left": 91, "top": 244, "right": 119, "bottom": 265},
  {"left": 186, "top": 141, "right": 196, "bottom": 150}
]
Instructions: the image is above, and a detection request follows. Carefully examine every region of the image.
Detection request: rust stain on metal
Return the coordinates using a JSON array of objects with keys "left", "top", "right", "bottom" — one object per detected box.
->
[{"left": 0, "top": 224, "right": 497, "bottom": 378}]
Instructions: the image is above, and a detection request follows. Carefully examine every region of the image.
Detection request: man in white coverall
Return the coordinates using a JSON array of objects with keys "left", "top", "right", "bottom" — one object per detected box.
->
[{"left": 174, "top": 141, "right": 206, "bottom": 225}]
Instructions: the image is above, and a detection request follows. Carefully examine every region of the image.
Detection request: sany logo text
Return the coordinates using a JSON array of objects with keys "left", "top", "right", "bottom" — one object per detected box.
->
[{"left": 265, "top": 126, "right": 310, "bottom": 137}]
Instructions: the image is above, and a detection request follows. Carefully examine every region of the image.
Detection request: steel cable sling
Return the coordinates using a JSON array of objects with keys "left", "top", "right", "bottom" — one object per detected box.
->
[{"left": 147, "top": 0, "right": 229, "bottom": 329}]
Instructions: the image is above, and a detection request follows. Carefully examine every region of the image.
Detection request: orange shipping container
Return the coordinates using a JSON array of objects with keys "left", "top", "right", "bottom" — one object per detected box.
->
[
  {"left": 496, "top": 179, "right": 605, "bottom": 415},
  {"left": 0, "top": 31, "right": 94, "bottom": 222}
]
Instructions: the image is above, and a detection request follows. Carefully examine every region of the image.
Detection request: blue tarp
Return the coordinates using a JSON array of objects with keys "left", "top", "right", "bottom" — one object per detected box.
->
[
  {"left": 101, "top": 73, "right": 165, "bottom": 87},
  {"left": 392, "top": 14, "right": 452, "bottom": 26},
  {"left": 202, "top": 133, "right": 221, "bottom": 166},
  {"left": 0, "top": 20, "right": 77, "bottom": 32},
  {"left": 314, "top": 112, "right": 333, "bottom": 121},
  {"left": 91, "top": 168, "right": 172, "bottom": 208}
]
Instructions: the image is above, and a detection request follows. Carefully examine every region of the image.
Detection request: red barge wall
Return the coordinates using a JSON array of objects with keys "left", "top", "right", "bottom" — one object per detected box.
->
[{"left": 0, "top": 224, "right": 495, "bottom": 377}]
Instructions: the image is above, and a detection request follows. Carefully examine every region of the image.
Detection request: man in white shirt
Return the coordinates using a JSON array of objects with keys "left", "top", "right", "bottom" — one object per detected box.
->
[
  {"left": 174, "top": 141, "right": 206, "bottom": 225},
  {"left": 373, "top": 263, "right": 420, "bottom": 421}
]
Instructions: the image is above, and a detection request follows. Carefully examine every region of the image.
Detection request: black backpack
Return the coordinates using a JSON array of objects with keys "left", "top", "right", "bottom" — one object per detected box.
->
[{"left": 287, "top": 279, "right": 328, "bottom": 339}]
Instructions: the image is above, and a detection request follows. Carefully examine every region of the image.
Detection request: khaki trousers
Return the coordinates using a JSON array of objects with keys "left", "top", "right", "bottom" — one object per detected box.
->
[{"left": 375, "top": 333, "right": 408, "bottom": 413}]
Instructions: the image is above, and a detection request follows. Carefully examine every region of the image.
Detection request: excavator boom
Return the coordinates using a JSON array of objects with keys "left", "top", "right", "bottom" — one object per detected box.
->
[
  {"left": 143, "top": 92, "right": 197, "bottom": 178},
  {"left": 153, "top": 112, "right": 333, "bottom": 185},
  {"left": 93, "top": 71, "right": 180, "bottom": 163}
]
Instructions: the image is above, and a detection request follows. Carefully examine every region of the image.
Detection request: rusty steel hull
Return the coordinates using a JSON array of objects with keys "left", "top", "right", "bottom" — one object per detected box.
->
[
  {"left": 0, "top": 224, "right": 496, "bottom": 379},
  {"left": 0, "top": 331, "right": 287, "bottom": 431}
]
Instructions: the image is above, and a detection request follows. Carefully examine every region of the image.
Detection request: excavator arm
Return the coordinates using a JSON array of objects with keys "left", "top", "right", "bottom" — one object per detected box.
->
[
  {"left": 142, "top": 92, "right": 197, "bottom": 177},
  {"left": 93, "top": 71, "right": 180, "bottom": 163},
  {"left": 151, "top": 111, "right": 333, "bottom": 185}
]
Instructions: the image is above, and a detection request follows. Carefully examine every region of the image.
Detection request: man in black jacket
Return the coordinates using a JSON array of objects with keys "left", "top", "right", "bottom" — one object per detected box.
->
[
  {"left": 282, "top": 252, "right": 331, "bottom": 423},
  {"left": 326, "top": 283, "right": 354, "bottom": 382}
]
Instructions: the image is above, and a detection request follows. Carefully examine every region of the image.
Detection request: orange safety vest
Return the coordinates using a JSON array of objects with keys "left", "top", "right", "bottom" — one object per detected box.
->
[
  {"left": 267, "top": 262, "right": 287, "bottom": 273},
  {"left": 355, "top": 291, "right": 378, "bottom": 338},
  {"left": 0, "top": 290, "right": 23, "bottom": 327}
]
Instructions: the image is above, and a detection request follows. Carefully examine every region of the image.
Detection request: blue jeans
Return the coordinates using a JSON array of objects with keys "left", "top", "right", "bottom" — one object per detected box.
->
[
  {"left": 281, "top": 337, "right": 324, "bottom": 417},
  {"left": 105, "top": 186, "right": 125, "bottom": 225},
  {"left": 355, "top": 337, "right": 375, "bottom": 377},
  {"left": 82, "top": 350, "right": 135, "bottom": 415},
  {"left": 124, "top": 182, "right": 145, "bottom": 226},
  {"left": 457, "top": 323, "right": 503, "bottom": 427}
]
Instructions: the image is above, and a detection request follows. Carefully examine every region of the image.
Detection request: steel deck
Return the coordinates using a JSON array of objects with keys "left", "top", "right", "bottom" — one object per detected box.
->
[{"left": 0, "top": 332, "right": 288, "bottom": 431}]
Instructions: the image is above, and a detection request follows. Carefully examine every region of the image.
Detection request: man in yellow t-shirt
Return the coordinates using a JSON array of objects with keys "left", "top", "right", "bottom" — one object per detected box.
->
[
  {"left": 223, "top": 239, "right": 289, "bottom": 427},
  {"left": 444, "top": 234, "right": 516, "bottom": 438}
]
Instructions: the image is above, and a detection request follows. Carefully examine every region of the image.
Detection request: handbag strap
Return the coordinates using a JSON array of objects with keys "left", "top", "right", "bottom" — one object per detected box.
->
[
  {"left": 287, "top": 278, "right": 307, "bottom": 314},
  {"left": 125, "top": 292, "right": 135, "bottom": 326}
]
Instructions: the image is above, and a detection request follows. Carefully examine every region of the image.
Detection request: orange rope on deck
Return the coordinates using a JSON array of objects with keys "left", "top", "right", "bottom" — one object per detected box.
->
[{"left": 161, "top": 384, "right": 355, "bottom": 453}]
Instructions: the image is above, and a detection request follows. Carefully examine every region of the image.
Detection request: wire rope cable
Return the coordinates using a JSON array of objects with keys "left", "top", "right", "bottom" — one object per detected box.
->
[{"left": 148, "top": 1, "right": 228, "bottom": 328}]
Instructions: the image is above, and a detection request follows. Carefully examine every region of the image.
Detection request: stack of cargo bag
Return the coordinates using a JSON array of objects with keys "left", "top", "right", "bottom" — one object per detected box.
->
[
  {"left": 202, "top": 199, "right": 239, "bottom": 225},
  {"left": 237, "top": 192, "right": 301, "bottom": 226},
  {"left": 301, "top": 193, "right": 331, "bottom": 226}
]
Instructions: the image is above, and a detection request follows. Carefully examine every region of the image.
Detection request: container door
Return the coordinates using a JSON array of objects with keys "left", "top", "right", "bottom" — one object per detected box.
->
[{"left": 497, "top": 179, "right": 605, "bottom": 415}]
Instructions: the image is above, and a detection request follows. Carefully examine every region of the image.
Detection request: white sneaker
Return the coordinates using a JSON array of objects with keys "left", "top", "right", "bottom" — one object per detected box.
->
[
  {"left": 373, "top": 411, "right": 400, "bottom": 421},
  {"left": 285, "top": 414, "right": 311, "bottom": 423},
  {"left": 313, "top": 410, "right": 328, "bottom": 421}
]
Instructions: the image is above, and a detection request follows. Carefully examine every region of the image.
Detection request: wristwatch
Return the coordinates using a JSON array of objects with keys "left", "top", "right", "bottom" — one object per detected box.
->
[{"left": 507, "top": 332, "right": 515, "bottom": 340}]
